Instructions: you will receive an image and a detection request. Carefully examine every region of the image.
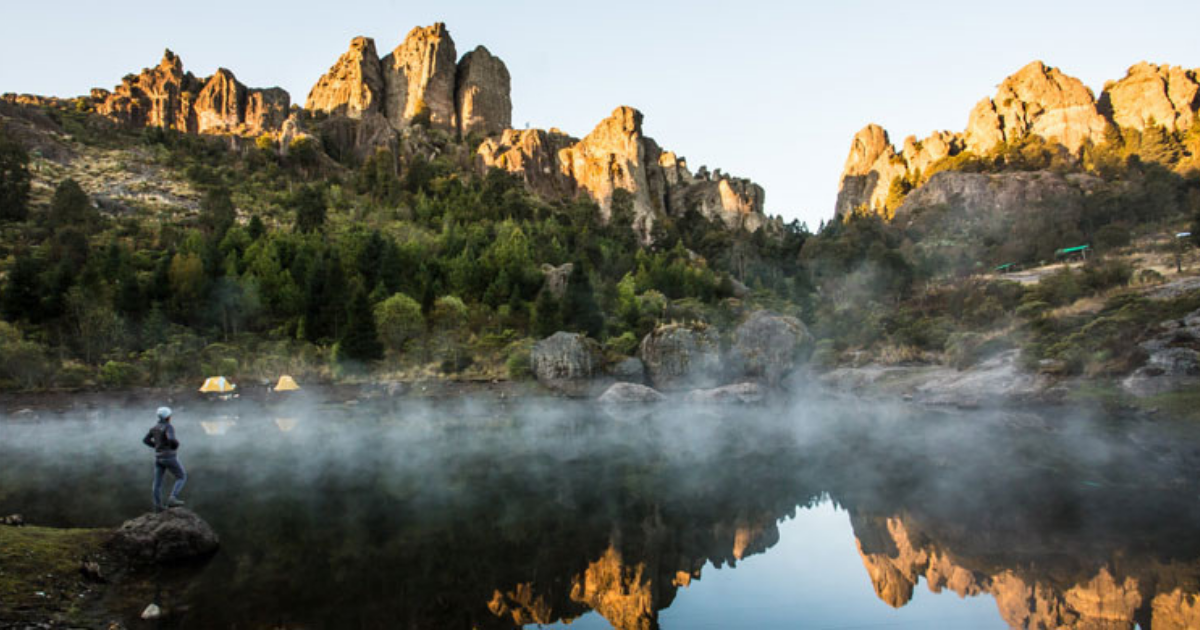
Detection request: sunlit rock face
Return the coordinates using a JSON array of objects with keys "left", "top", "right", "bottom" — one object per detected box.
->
[
  {"left": 382, "top": 23, "right": 459, "bottom": 131},
  {"left": 1101, "top": 62, "right": 1200, "bottom": 133},
  {"left": 833, "top": 60, "right": 1125, "bottom": 219},
  {"left": 304, "top": 36, "right": 385, "bottom": 119},
  {"left": 477, "top": 106, "right": 769, "bottom": 243},
  {"left": 966, "top": 61, "right": 1109, "bottom": 155},
  {"left": 93, "top": 50, "right": 288, "bottom": 136},
  {"left": 833, "top": 123, "right": 964, "bottom": 219},
  {"left": 307, "top": 24, "right": 513, "bottom": 143},
  {"left": 850, "top": 512, "right": 1200, "bottom": 630}
]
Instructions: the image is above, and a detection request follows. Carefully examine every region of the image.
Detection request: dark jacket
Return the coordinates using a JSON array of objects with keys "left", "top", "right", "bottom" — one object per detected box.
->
[{"left": 143, "top": 420, "right": 180, "bottom": 459}]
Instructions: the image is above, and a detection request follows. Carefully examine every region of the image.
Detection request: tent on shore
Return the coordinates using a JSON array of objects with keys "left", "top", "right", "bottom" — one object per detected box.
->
[
  {"left": 199, "top": 376, "right": 237, "bottom": 393},
  {"left": 274, "top": 375, "right": 300, "bottom": 392}
]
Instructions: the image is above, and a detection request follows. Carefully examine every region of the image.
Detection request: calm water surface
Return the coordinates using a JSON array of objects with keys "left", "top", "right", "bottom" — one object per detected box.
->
[{"left": 1, "top": 395, "right": 1198, "bottom": 629}]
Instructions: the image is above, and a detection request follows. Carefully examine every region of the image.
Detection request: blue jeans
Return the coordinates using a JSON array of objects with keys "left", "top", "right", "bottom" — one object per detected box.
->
[{"left": 153, "top": 456, "right": 187, "bottom": 508}]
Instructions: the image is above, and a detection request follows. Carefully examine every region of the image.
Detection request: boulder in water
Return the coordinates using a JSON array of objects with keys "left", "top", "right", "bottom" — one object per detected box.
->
[
  {"left": 727, "top": 311, "right": 812, "bottom": 385},
  {"left": 686, "top": 382, "right": 766, "bottom": 404},
  {"left": 640, "top": 323, "right": 721, "bottom": 391},
  {"left": 531, "top": 332, "right": 606, "bottom": 395},
  {"left": 598, "top": 382, "right": 665, "bottom": 404},
  {"left": 109, "top": 508, "right": 219, "bottom": 564}
]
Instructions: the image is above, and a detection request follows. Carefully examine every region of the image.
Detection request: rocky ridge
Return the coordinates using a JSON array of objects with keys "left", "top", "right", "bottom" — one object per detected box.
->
[
  {"left": 479, "top": 107, "right": 769, "bottom": 243},
  {"left": 835, "top": 60, "right": 1200, "bottom": 218},
  {"left": 91, "top": 50, "right": 289, "bottom": 137}
]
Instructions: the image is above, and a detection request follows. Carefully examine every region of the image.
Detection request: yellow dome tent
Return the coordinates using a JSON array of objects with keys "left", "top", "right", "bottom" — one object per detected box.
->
[
  {"left": 274, "top": 375, "right": 300, "bottom": 392},
  {"left": 199, "top": 376, "right": 237, "bottom": 393}
]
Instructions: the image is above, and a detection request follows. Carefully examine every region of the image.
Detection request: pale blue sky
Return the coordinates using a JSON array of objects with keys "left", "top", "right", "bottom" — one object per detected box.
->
[{"left": 2, "top": 1, "right": 1197, "bottom": 227}]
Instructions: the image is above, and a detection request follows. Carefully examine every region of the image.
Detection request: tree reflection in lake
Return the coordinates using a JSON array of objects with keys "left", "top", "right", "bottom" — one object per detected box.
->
[{"left": 1, "top": 396, "right": 1198, "bottom": 629}]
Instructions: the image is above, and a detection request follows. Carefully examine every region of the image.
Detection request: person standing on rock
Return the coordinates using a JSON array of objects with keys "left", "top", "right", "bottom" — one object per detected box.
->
[{"left": 143, "top": 406, "right": 187, "bottom": 511}]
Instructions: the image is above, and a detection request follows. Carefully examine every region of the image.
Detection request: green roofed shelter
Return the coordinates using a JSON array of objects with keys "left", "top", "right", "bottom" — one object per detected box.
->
[
  {"left": 994, "top": 263, "right": 1015, "bottom": 272},
  {"left": 1055, "top": 245, "right": 1090, "bottom": 256}
]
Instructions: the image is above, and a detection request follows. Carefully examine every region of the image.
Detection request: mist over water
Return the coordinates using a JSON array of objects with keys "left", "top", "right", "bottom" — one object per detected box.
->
[{"left": 2, "top": 393, "right": 1200, "bottom": 629}]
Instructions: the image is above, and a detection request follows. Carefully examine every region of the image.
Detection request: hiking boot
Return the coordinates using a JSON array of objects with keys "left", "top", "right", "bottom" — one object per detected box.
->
[{"left": 167, "top": 498, "right": 185, "bottom": 508}]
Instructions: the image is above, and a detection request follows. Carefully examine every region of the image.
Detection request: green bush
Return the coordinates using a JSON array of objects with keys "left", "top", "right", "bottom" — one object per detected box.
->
[
  {"left": 605, "top": 331, "right": 639, "bottom": 357},
  {"left": 99, "top": 361, "right": 140, "bottom": 388},
  {"left": 505, "top": 345, "right": 532, "bottom": 380}
]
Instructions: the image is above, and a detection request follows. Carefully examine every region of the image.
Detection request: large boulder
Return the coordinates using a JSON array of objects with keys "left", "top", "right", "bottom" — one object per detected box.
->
[
  {"left": 531, "top": 332, "right": 604, "bottom": 394},
  {"left": 727, "top": 311, "right": 812, "bottom": 385},
  {"left": 108, "top": 508, "right": 219, "bottom": 564},
  {"left": 607, "top": 357, "right": 646, "bottom": 384},
  {"left": 598, "top": 382, "right": 665, "bottom": 404},
  {"left": 640, "top": 323, "right": 721, "bottom": 391}
]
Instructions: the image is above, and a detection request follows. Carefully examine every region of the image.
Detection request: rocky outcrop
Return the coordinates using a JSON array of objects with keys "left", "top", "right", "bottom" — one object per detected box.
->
[
  {"left": 304, "top": 36, "right": 385, "bottom": 119},
  {"left": 834, "top": 60, "right": 1122, "bottom": 219},
  {"left": 966, "top": 61, "right": 1109, "bottom": 155},
  {"left": 382, "top": 23, "right": 459, "bottom": 131},
  {"left": 478, "top": 107, "right": 769, "bottom": 242},
  {"left": 306, "top": 24, "right": 512, "bottom": 142},
  {"left": 834, "top": 124, "right": 965, "bottom": 219},
  {"left": 1121, "top": 307, "right": 1200, "bottom": 397},
  {"left": 598, "top": 382, "right": 664, "bottom": 404},
  {"left": 455, "top": 46, "right": 512, "bottom": 137},
  {"left": 1101, "top": 62, "right": 1200, "bottom": 133},
  {"left": 640, "top": 323, "right": 721, "bottom": 391},
  {"left": 894, "top": 169, "right": 1100, "bottom": 223},
  {"left": 540, "top": 262, "right": 574, "bottom": 299},
  {"left": 108, "top": 508, "right": 219, "bottom": 564},
  {"left": 94, "top": 50, "right": 288, "bottom": 136},
  {"left": 531, "top": 332, "right": 604, "bottom": 394},
  {"left": 727, "top": 310, "right": 812, "bottom": 385}
]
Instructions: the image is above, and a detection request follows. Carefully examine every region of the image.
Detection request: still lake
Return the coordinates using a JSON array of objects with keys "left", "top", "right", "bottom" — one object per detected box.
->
[{"left": 2, "top": 394, "right": 1198, "bottom": 629}]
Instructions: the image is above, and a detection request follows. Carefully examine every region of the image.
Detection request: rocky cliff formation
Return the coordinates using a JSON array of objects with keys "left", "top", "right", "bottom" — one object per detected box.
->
[
  {"left": 92, "top": 50, "right": 288, "bottom": 136},
  {"left": 303, "top": 37, "right": 385, "bottom": 119},
  {"left": 456, "top": 46, "right": 512, "bottom": 136},
  {"left": 478, "top": 106, "right": 769, "bottom": 242},
  {"left": 1102, "top": 62, "right": 1200, "bottom": 133},
  {"left": 964, "top": 60, "right": 1109, "bottom": 155},
  {"left": 306, "top": 23, "right": 509, "bottom": 138},
  {"left": 851, "top": 512, "right": 1200, "bottom": 629},
  {"left": 834, "top": 59, "right": 1200, "bottom": 219}
]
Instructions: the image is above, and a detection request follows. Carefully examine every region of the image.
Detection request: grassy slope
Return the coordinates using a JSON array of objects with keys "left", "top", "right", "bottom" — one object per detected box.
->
[{"left": 0, "top": 524, "right": 108, "bottom": 623}]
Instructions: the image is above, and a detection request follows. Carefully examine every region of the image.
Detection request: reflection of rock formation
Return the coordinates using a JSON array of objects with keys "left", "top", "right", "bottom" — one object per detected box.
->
[
  {"left": 851, "top": 512, "right": 1200, "bottom": 629},
  {"left": 487, "top": 513, "right": 781, "bottom": 630}
]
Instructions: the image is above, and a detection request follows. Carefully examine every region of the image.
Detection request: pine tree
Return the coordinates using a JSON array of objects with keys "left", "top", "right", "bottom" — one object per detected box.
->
[
  {"left": 339, "top": 285, "right": 383, "bottom": 362},
  {"left": 0, "top": 127, "right": 31, "bottom": 222},
  {"left": 531, "top": 289, "right": 562, "bottom": 339},
  {"left": 560, "top": 263, "right": 604, "bottom": 338}
]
